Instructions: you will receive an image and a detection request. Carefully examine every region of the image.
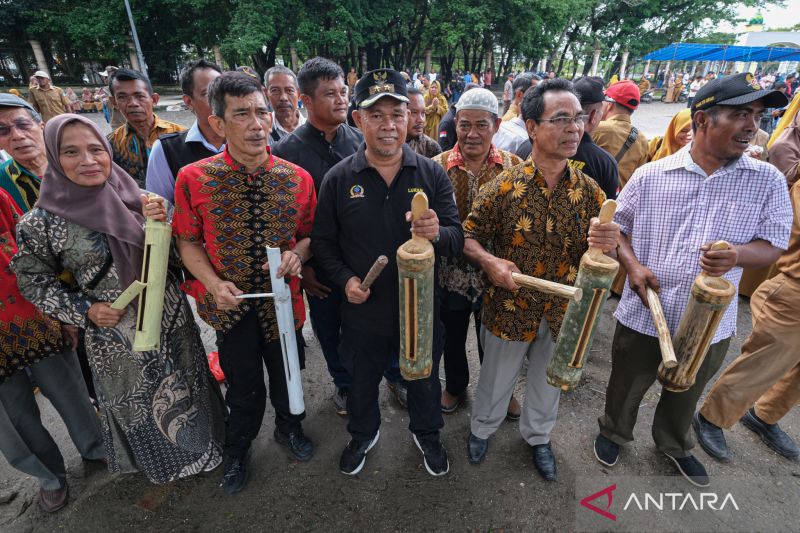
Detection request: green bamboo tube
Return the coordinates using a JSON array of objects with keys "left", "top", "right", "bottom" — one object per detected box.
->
[
  {"left": 546, "top": 199, "right": 619, "bottom": 391},
  {"left": 397, "top": 193, "right": 435, "bottom": 381},
  {"left": 657, "top": 243, "right": 735, "bottom": 392}
]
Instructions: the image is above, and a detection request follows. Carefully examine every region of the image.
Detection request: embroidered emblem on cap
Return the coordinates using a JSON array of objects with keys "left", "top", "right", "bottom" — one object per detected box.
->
[
  {"left": 745, "top": 73, "right": 760, "bottom": 91},
  {"left": 369, "top": 71, "right": 394, "bottom": 95}
]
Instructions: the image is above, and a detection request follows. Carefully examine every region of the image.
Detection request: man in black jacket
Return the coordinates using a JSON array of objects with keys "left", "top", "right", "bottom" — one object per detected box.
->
[
  {"left": 570, "top": 76, "right": 620, "bottom": 199},
  {"left": 273, "top": 58, "right": 406, "bottom": 415},
  {"left": 312, "top": 69, "right": 463, "bottom": 477}
]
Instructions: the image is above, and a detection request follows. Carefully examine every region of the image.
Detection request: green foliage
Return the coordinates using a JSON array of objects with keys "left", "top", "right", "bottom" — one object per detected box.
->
[{"left": 0, "top": 0, "right": 789, "bottom": 84}]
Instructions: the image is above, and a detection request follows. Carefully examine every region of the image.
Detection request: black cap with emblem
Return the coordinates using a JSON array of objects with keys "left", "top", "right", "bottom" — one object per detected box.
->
[
  {"left": 691, "top": 72, "right": 788, "bottom": 115},
  {"left": 354, "top": 69, "right": 409, "bottom": 108}
]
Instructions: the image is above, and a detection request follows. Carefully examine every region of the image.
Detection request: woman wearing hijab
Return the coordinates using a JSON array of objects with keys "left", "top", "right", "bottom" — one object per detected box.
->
[
  {"left": 648, "top": 108, "right": 693, "bottom": 161},
  {"left": 424, "top": 80, "right": 448, "bottom": 139},
  {"left": 11, "top": 114, "right": 224, "bottom": 485}
]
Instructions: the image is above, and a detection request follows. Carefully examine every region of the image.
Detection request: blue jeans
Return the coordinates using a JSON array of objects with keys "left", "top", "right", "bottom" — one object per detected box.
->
[{"left": 307, "top": 266, "right": 402, "bottom": 389}]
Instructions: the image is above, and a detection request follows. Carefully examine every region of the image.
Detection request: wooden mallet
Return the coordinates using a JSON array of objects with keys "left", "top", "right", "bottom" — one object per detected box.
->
[
  {"left": 645, "top": 288, "right": 678, "bottom": 369},
  {"left": 360, "top": 255, "right": 388, "bottom": 291}
]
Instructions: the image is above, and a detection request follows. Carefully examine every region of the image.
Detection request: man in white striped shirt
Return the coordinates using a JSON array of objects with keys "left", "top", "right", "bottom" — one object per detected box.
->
[{"left": 593, "top": 73, "right": 792, "bottom": 487}]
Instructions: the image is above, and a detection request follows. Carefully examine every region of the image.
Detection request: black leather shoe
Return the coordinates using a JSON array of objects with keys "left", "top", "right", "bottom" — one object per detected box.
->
[
  {"left": 219, "top": 453, "right": 250, "bottom": 494},
  {"left": 741, "top": 408, "right": 800, "bottom": 460},
  {"left": 467, "top": 432, "right": 488, "bottom": 465},
  {"left": 274, "top": 426, "right": 315, "bottom": 462},
  {"left": 664, "top": 453, "right": 709, "bottom": 487},
  {"left": 693, "top": 412, "right": 730, "bottom": 462},
  {"left": 532, "top": 443, "right": 557, "bottom": 481},
  {"left": 593, "top": 434, "right": 619, "bottom": 467}
]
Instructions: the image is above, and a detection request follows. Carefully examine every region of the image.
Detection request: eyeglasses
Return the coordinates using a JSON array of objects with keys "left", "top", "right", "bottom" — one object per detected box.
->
[
  {"left": 0, "top": 119, "right": 35, "bottom": 137},
  {"left": 537, "top": 114, "right": 589, "bottom": 127}
]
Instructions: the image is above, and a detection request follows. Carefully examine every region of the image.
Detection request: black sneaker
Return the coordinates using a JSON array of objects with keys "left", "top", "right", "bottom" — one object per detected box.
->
[
  {"left": 333, "top": 387, "right": 348, "bottom": 416},
  {"left": 387, "top": 380, "right": 408, "bottom": 409},
  {"left": 274, "top": 426, "right": 314, "bottom": 462},
  {"left": 593, "top": 434, "right": 619, "bottom": 467},
  {"left": 219, "top": 453, "right": 250, "bottom": 494},
  {"left": 340, "top": 431, "right": 380, "bottom": 475},
  {"left": 664, "top": 453, "right": 709, "bottom": 487},
  {"left": 741, "top": 408, "right": 800, "bottom": 459},
  {"left": 413, "top": 434, "right": 449, "bottom": 476}
]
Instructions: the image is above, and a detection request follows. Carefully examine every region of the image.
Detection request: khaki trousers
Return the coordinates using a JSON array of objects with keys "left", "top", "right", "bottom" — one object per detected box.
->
[{"left": 700, "top": 273, "right": 800, "bottom": 427}]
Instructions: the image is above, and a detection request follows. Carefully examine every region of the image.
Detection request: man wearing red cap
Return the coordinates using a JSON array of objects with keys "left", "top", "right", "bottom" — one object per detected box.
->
[{"left": 592, "top": 81, "right": 649, "bottom": 189}]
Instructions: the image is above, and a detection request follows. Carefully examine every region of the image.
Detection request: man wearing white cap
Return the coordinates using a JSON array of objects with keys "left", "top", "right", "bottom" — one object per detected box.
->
[
  {"left": 26, "top": 71, "right": 71, "bottom": 123},
  {"left": 431, "top": 88, "right": 521, "bottom": 416}
]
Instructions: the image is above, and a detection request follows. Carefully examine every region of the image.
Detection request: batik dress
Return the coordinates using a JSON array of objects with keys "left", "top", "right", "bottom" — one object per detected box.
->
[{"left": 11, "top": 208, "right": 225, "bottom": 484}]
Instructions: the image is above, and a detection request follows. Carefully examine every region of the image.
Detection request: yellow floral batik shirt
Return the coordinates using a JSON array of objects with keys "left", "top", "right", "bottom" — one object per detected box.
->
[
  {"left": 463, "top": 159, "right": 605, "bottom": 342},
  {"left": 107, "top": 114, "right": 185, "bottom": 187}
]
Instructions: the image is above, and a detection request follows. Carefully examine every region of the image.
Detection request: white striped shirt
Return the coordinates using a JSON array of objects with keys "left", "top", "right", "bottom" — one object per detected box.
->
[{"left": 614, "top": 145, "right": 793, "bottom": 343}]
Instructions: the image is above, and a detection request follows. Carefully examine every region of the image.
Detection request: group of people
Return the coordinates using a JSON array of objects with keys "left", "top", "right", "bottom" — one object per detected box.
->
[{"left": 0, "top": 53, "right": 798, "bottom": 517}]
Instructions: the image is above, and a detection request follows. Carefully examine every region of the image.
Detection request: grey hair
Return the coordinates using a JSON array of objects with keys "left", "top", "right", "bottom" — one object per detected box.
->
[{"left": 265, "top": 65, "right": 298, "bottom": 88}]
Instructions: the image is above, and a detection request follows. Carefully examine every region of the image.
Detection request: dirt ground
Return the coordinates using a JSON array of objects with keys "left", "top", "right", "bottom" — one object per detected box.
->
[{"left": 1, "top": 102, "right": 798, "bottom": 531}]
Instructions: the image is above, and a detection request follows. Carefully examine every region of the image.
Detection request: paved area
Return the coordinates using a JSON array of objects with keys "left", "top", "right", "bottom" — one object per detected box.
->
[{"left": 1, "top": 102, "right": 798, "bottom": 531}]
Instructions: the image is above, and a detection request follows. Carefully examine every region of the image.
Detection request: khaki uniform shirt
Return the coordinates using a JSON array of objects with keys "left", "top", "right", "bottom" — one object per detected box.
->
[
  {"left": 27, "top": 86, "right": 70, "bottom": 122},
  {"left": 592, "top": 114, "right": 649, "bottom": 189},
  {"left": 776, "top": 182, "right": 800, "bottom": 279}
]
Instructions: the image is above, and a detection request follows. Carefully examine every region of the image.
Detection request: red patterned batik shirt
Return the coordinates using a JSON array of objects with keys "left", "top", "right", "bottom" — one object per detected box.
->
[
  {"left": 173, "top": 147, "right": 316, "bottom": 343},
  {"left": 0, "top": 189, "right": 63, "bottom": 384}
]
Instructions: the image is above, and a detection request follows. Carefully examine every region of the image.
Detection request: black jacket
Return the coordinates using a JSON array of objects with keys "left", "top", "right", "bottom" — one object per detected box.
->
[
  {"left": 272, "top": 121, "right": 363, "bottom": 194},
  {"left": 570, "top": 133, "right": 619, "bottom": 199},
  {"left": 312, "top": 144, "right": 463, "bottom": 335}
]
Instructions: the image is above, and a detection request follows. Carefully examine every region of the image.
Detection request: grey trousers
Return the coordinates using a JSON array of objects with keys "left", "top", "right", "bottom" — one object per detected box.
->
[
  {"left": 0, "top": 348, "right": 104, "bottom": 490},
  {"left": 471, "top": 321, "right": 560, "bottom": 446}
]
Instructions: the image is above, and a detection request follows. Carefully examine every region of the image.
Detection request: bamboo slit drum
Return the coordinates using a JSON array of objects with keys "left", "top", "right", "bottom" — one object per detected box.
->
[
  {"left": 110, "top": 194, "right": 171, "bottom": 352},
  {"left": 657, "top": 241, "right": 735, "bottom": 393},
  {"left": 397, "top": 192, "right": 435, "bottom": 380},
  {"left": 546, "top": 199, "right": 620, "bottom": 391}
]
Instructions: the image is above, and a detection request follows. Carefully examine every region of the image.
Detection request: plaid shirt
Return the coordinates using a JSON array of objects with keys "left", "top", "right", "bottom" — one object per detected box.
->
[{"left": 614, "top": 146, "right": 793, "bottom": 343}]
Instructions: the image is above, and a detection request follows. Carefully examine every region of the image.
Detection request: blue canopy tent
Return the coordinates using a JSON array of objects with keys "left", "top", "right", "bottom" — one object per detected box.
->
[{"left": 643, "top": 43, "right": 800, "bottom": 63}]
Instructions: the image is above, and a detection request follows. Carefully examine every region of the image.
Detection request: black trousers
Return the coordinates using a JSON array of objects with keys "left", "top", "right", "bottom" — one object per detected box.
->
[
  {"left": 340, "top": 326, "right": 444, "bottom": 444},
  {"left": 440, "top": 306, "right": 483, "bottom": 396},
  {"left": 216, "top": 308, "right": 305, "bottom": 459}
]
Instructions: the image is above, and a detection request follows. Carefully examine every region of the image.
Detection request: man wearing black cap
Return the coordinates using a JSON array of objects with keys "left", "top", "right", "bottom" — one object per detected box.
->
[
  {"left": 593, "top": 73, "right": 793, "bottom": 487},
  {"left": 273, "top": 58, "right": 409, "bottom": 416},
  {"left": 570, "top": 77, "right": 620, "bottom": 199},
  {"left": 312, "top": 68, "right": 463, "bottom": 477}
]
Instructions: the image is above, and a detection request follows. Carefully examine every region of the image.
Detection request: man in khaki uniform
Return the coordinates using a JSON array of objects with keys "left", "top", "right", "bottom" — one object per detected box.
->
[
  {"left": 26, "top": 71, "right": 70, "bottom": 123},
  {"left": 694, "top": 181, "right": 800, "bottom": 462},
  {"left": 592, "top": 81, "right": 649, "bottom": 189}
]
